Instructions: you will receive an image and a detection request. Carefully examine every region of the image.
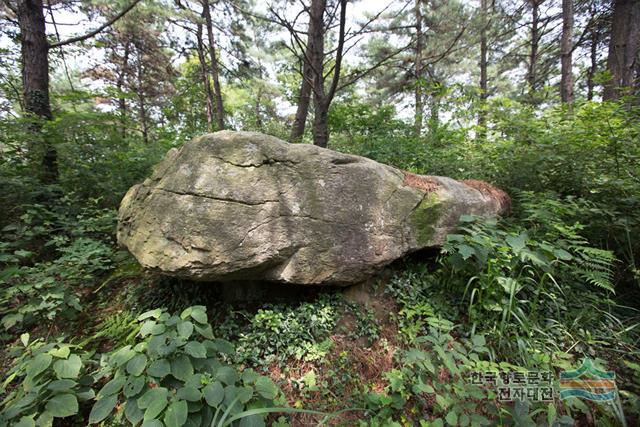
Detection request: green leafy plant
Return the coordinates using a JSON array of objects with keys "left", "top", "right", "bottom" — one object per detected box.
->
[
  {"left": 88, "top": 306, "right": 283, "bottom": 427},
  {"left": 365, "top": 320, "right": 497, "bottom": 426},
  {"left": 227, "top": 296, "right": 340, "bottom": 366},
  {"left": 0, "top": 334, "right": 95, "bottom": 426},
  {"left": 0, "top": 237, "right": 115, "bottom": 331}
]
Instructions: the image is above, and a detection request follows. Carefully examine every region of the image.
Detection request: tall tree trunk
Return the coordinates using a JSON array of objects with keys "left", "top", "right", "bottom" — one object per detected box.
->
[
  {"left": 289, "top": 56, "right": 313, "bottom": 143},
  {"left": 17, "top": 0, "right": 58, "bottom": 184},
  {"left": 527, "top": 0, "right": 540, "bottom": 98},
  {"left": 135, "top": 45, "right": 148, "bottom": 144},
  {"left": 255, "top": 85, "right": 263, "bottom": 130},
  {"left": 560, "top": 0, "right": 573, "bottom": 104},
  {"left": 196, "top": 20, "right": 214, "bottom": 131},
  {"left": 414, "top": 0, "right": 423, "bottom": 136},
  {"left": 603, "top": 0, "right": 640, "bottom": 100},
  {"left": 477, "top": 0, "right": 488, "bottom": 141},
  {"left": 202, "top": 0, "right": 225, "bottom": 129},
  {"left": 587, "top": 10, "right": 599, "bottom": 101},
  {"left": 116, "top": 40, "right": 130, "bottom": 138},
  {"left": 309, "top": 0, "right": 328, "bottom": 147}
]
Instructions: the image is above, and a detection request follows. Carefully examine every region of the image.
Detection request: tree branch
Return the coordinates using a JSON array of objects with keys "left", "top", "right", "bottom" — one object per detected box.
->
[
  {"left": 325, "top": 0, "right": 346, "bottom": 104},
  {"left": 48, "top": 0, "right": 142, "bottom": 49}
]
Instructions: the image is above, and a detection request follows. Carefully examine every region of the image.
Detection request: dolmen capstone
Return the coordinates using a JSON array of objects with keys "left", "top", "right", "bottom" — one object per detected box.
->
[{"left": 117, "top": 131, "right": 509, "bottom": 285}]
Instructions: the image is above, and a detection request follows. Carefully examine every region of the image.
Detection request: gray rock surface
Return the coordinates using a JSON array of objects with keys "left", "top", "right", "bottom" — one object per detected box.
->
[{"left": 117, "top": 131, "right": 509, "bottom": 285}]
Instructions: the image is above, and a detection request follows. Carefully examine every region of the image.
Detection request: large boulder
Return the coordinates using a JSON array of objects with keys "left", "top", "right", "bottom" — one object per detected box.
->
[{"left": 117, "top": 131, "right": 509, "bottom": 285}]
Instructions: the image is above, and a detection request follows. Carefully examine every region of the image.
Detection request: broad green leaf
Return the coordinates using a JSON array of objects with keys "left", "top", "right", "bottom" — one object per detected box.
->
[
  {"left": 194, "top": 324, "right": 214, "bottom": 340},
  {"left": 140, "top": 320, "right": 157, "bottom": 337},
  {"left": 506, "top": 233, "right": 527, "bottom": 253},
  {"left": 49, "top": 346, "right": 70, "bottom": 359},
  {"left": 124, "top": 375, "right": 146, "bottom": 397},
  {"left": 180, "top": 307, "right": 193, "bottom": 320},
  {"left": 144, "top": 395, "right": 168, "bottom": 421},
  {"left": 47, "top": 379, "right": 76, "bottom": 392},
  {"left": 45, "top": 394, "right": 78, "bottom": 418},
  {"left": 53, "top": 354, "right": 82, "bottom": 379},
  {"left": 445, "top": 410, "right": 458, "bottom": 426},
  {"left": 151, "top": 324, "right": 166, "bottom": 335},
  {"left": 177, "top": 386, "right": 201, "bottom": 402},
  {"left": 141, "top": 420, "right": 164, "bottom": 427},
  {"left": 138, "top": 387, "right": 168, "bottom": 409},
  {"left": 88, "top": 394, "right": 118, "bottom": 424},
  {"left": 255, "top": 376, "right": 278, "bottom": 400},
  {"left": 239, "top": 415, "right": 265, "bottom": 427},
  {"left": 190, "top": 309, "right": 207, "bottom": 324},
  {"left": 238, "top": 386, "right": 253, "bottom": 403},
  {"left": 139, "top": 309, "right": 162, "bottom": 321},
  {"left": 457, "top": 244, "right": 475, "bottom": 260},
  {"left": 14, "top": 416, "right": 35, "bottom": 427},
  {"left": 20, "top": 333, "right": 30, "bottom": 347},
  {"left": 2, "top": 313, "right": 24, "bottom": 330},
  {"left": 125, "top": 399, "right": 144, "bottom": 424},
  {"left": 148, "top": 359, "right": 171, "bottom": 378},
  {"left": 241, "top": 369, "right": 260, "bottom": 384},
  {"left": 98, "top": 376, "right": 126, "bottom": 398},
  {"left": 35, "top": 411, "right": 53, "bottom": 427},
  {"left": 111, "top": 346, "right": 136, "bottom": 366},
  {"left": 216, "top": 366, "right": 238, "bottom": 385},
  {"left": 26, "top": 353, "right": 52, "bottom": 378},
  {"left": 171, "top": 355, "right": 194, "bottom": 381},
  {"left": 471, "top": 335, "right": 486, "bottom": 347},
  {"left": 210, "top": 339, "right": 234, "bottom": 355},
  {"left": 203, "top": 382, "right": 224, "bottom": 407},
  {"left": 127, "top": 353, "right": 148, "bottom": 376},
  {"left": 553, "top": 248, "right": 573, "bottom": 260},
  {"left": 163, "top": 400, "right": 188, "bottom": 427},
  {"left": 184, "top": 341, "right": 206, "bottom": 359},
  {"left": 177, "top": 321, "right": 194, "bottom": 339}
]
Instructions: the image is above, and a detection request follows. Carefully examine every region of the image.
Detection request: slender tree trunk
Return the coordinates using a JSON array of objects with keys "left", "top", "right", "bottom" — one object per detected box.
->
[
  {"left": 587, "top": 11, "right": 599, "bottom": 101},
  {"left": 306, "top": 0, "right": 345, "bottom": 148},
  {"left": 116, "top": 41, "right": 130, "bottom": 138},
  {"left": 560, "top": 0, "right": 574, "bottom": 104},
  {"left": 290, "top": 57, "right": 313, "bottom": 143},
  {"left": 255, "top": 85, "right": 263, "bottom": 130},
  {"left": 414, "top": 0, "right": 423, "bottom": 136},
  {"left": 196, "top": 20, "right": 214, "bottom": 131},
  {"left": 202, "top": 0, "right": 225, "bottom": 129},
  {"left": 603, "top": 0, "right": 640, "bottom": 100},
  {"left": 309, "top": 0, "right": 328, "bottom": 147},
  {"left": 17, "top": 0, "right": 58, "bottom": 184},
  {"left": 134, "top": 45, "right": 148, "bottom": 144},
  {"left": 527, "top": 0, "right": 540, "bottom": 98},
  {"left": 312, "top": 101, "right": 330, "bottom": 148},
  {"left": 477, "top": 0, "right": 488, "bottom": 141}
]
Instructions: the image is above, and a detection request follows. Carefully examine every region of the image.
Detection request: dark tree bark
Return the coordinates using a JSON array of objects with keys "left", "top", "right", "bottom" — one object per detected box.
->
[
  {"left": 414, "top": 0, "right": 423, "bottom": 136},
  {"left": 603, "top": 0, "right": 640, "bottom": 100},
  {"left": 14, "top": 0, "right": 141, "bottom": 184},
  {"left": 116, "top": 40, "right": 131, "bottom": 138},
  {"left": 477, "top": 0, "right": 489, "bottom": 141},
  {"left": 560, "top": 0, "right": 573, "bottom": 104},
  {"left": 196, "top": 20, "right": 215, "bottom": 132},
  {"left": 527, "top": 0, "right": 541, "bottom": 97},
  {"left": 309, "top": 0, "right": 328, "bottom": 147},
  {"left": 201, "top": 0, "right": 225, "bottom": 129},
  {"left": 310, "top": 0, "right": 346, "bottom": 148},
  {"left": 587, "top": 7, "right": 600, "bottom": 101},
  {"left": 134, "top": 43, "right": 149, "bottom": 144},
  {"left": 17, "top": 0, "right": 57, "bottom": 184},
  {"left": 289, "top": 48, "right": 313, "bottom": 143}
]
